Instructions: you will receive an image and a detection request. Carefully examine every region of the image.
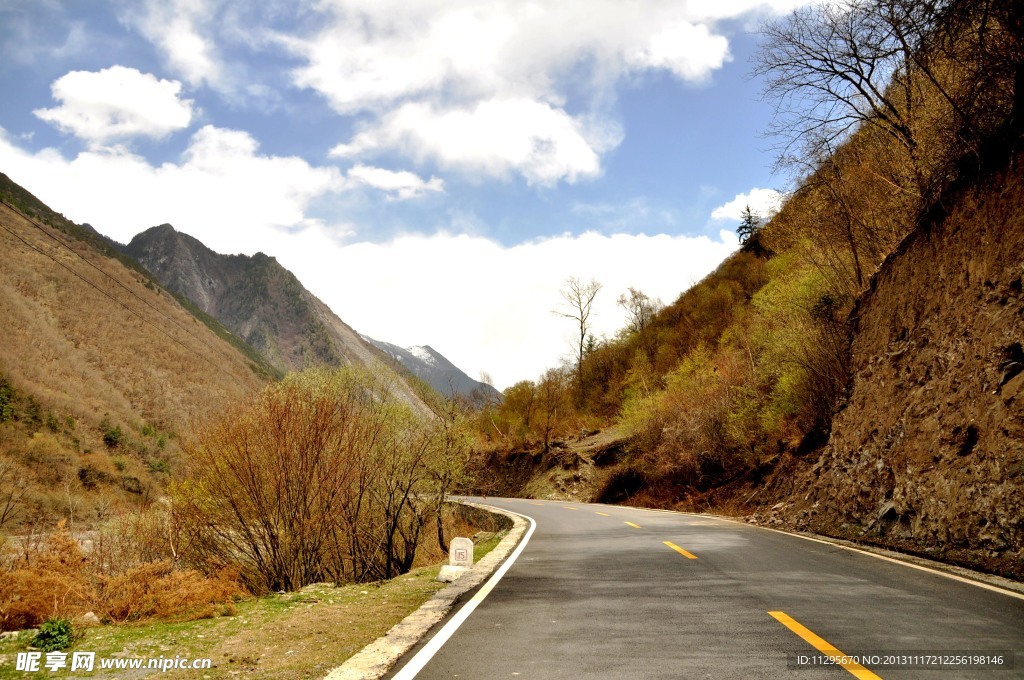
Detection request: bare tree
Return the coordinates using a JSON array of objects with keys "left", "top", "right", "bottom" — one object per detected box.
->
[
  {"left": 0, "top": 460, "right": 27, "bottom": 532},
  {"left": 537, "top": 369, "right": 568, "bottom": 453},
  {"left": 177, "top": 366, "right": 464, "bottom": 592},
  {"left": 555, "top": 276, "right": 601, "bottom": 401},
  {"left": 756, "top": 0, "right": 1022, "bottom": 189},
  {"left": 617, "top": 287, "right": 663, "bottom": 335},
  {"left": 755, "top": 0, "right": 926, "bottom": 178}
]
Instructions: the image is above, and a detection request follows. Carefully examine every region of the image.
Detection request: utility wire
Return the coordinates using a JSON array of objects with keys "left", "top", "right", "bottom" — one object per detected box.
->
[
  {"left": 2, "top": 199, "right": 218, "bottom": 355},
  {"left": 0, "top": 204, "right": 249, "bottom": 387}
]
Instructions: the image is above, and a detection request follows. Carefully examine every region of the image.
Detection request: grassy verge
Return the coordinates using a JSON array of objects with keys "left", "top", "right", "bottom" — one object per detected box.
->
[{"left": 0, "top": 526, "right": 508, "bottom": 679}]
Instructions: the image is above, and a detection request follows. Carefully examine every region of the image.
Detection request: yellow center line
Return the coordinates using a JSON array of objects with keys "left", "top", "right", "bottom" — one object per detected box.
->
[
  {"left": 768, "top": 611, "right": 882, "bottom": 680},
  {"left": 663, "top": 541, "right": 698, "bottom": 559},
  {"left": 624, "top": 521, "right": 641, "bottom": 528},
  {"left": 564, "top": 506, "right": 578, "bottom": 511},
  {"left": 594, "top": 511, "right": 610, "bottom": 516},
  {"left": 529, "top": 502, "right": 545, "bottom": 506}
]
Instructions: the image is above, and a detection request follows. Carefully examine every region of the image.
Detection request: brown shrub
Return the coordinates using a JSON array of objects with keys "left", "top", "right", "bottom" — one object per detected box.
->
[
  {"left": 0, "top": 517, "right": 244, "bottom": 631},
  {"left": 0, "top": 524, "right": 93, "bottom": 630},
  {"left": 98, "top": 561, "right": 242, "bottom": 623},
  {"left": 90, "top": 504, "right": 177, "bottom": 575}
]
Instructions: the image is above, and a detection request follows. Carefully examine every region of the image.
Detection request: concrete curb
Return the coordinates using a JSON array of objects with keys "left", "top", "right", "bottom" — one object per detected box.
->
[{"left": 323, "top": 502, "right": 528, "bottom": 680}]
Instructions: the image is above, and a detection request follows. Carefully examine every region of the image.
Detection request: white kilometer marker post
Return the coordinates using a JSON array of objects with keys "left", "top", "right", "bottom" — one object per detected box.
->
[{"left": 392, "top": 509, "right": 537, "bottom": 679}]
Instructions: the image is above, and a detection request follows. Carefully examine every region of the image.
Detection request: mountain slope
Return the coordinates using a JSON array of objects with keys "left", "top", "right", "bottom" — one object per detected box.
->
[
  {"left": 125, "top": 225, "right": 349, "bottom": 370},
  {"left": 122, "top": 224, "right": 432, "bottom": 412},
  {"left": 0, "top": 182, "right": 267, "bottom": 527},
  {"left": 366, "top": 338, "right": 502, "bottom": 403},
  {"left": 762, "top": 154, "right": 1024, "bottom": 577}
]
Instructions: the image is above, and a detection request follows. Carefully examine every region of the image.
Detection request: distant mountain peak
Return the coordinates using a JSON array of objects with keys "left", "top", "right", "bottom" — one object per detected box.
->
[
  {"left": 124, "top": 228, "right": 400, "bottom": 380},
  {"left": 408, "top": 345, "right": 439, "bottom": 367},
  {"left": 364, "top": 337, "right": 500, "bottom": 403}
]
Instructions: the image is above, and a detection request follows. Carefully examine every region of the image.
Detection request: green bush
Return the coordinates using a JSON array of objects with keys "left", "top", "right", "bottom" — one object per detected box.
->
[
  {"left": 0, "top": 378, "right": 13, "bottom": 422},
  {"left": 32, "top": 618, "right": 74, "bottom": 651},
  {"left": 103, "top": 425, "right": 123, "bottom": 448}
]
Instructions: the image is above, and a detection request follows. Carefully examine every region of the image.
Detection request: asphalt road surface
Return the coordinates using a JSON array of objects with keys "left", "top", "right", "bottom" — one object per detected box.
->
[{"left": 387, "top": 497, "right": 1024, "bottom": 679}]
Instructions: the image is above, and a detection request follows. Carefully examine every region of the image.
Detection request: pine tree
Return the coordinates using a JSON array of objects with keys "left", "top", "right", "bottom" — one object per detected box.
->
[{"left": 737, "top": 205, "right": 761, "bottom": 244}]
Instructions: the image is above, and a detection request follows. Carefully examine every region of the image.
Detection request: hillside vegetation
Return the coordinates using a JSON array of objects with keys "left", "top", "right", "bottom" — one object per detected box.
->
[
  {"left": 468, "top": 0, "right": 1024, "bottom": 578},
  {"left": 0, "top": 175, "right": 481, "bottom": 635},
  {"left": 0, "top": 194, "right": 266, "bottom": 533}
]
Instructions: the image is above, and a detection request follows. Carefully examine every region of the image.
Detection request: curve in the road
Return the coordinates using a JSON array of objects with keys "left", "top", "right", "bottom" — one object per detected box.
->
[{"left": 387, "top": 497, "right": 1024, "bottom": 680}]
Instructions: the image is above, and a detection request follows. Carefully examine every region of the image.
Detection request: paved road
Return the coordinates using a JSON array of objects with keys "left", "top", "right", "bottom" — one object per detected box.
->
[{"left": 388, "top": 497, "right": 1024, "bottom": 679}]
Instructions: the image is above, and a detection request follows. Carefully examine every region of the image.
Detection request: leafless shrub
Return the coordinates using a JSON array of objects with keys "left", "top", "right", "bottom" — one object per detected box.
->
[{"left": 175, "top": 366, "right": 468, "bottom": 593}]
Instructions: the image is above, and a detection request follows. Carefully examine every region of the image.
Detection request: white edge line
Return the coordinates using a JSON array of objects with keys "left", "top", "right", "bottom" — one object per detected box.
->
[
  {"left": 391, "top": 506, "right": 537, "bottom": 679},
  {"left": 621, "top": 504, "right": 1024, "bottom": 601},
  {"left": 746, "top": 520, "right": 1024, "bottom": 601}
]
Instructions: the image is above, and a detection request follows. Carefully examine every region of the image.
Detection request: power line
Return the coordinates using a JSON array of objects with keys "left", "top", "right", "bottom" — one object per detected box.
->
[
  {"left": 3, "top": 200, "right": 217, "bottom": 355},
  {"left": 0, "top": 205, "right": 250, "bottom": 388}
]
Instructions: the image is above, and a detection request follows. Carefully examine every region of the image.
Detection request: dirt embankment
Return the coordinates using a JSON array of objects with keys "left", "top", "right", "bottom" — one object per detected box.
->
[
  {"left": 760, "top": 157, "right": 1024, "bottom": 578},
  {"left": 467, "top": 428, "right": 629, "bottom": 502}
]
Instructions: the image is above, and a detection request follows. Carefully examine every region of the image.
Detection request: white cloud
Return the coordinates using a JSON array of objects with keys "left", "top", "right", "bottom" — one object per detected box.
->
[
  {"left": 280, "top": 0, "right": 810, "bottom": 185},
  {"left": 283, "top": 1, "right": 777, "bottom": 113},
  {"left": 346, "top": 165, "right": 444, "bottom": 200},
  {"left": 122, "top": 0, "right": 223, "bottom": 88},
  {"left": 106, "top": 0, "right": 819, "bottom": 185},
  {"left": 332, "top": 98, "right": 619, "bottom": 185},
  {"left": 0, "top": 127, "right": 736, "bottom": 389},
  {"left": 288, "top": 229, "right": 739, "bottom": 390},
  {"left": 33, "top": 66, "right": 193, "bottom": 146},
  {"left": 0, "top": 125, "right": 344, "bottom": 250},
  {"left": 626, "top": 21, "right": 731, "bottom": 81},
  {"left": 711, "top": 187, "right": 784, "bottom": 222},
  {"left": 686, "top": 0, "right": 819, "bottom": 21}
]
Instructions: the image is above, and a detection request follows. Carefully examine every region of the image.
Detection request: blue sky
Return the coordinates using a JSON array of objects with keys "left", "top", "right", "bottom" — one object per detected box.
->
[{"left": 0, "top": 0, "right": 805, "bottom": 389}]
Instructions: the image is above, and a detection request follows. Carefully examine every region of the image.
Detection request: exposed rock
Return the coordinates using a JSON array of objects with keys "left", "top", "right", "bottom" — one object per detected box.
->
[
  {"left": 122, "top": 224, "right": 431, "bottom": 414},
  {"left": 77, "top": 611, "right": 101, "bottom": 626},
  {"left": 766, "top": 159, "right": 1024, "bottom": 578}
]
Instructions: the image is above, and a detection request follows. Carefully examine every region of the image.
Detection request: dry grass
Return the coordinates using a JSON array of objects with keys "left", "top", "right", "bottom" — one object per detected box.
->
[
  {"left": 0, "top": 528, "right": 93, "bottom": 630},
  {"left": 0, "top": 507, "right": 505, "bottom": 679},
  {"left": 0, "top": 200, "right": 265, "bottom": 532},
  {"left": 0, "top": 203, "right": 262, "bottom": 431},
  {"left": 98, "top": 562, "right": 242, "bottom": 623},
  {"left": 0, "top": 522, "right": 243, "bottom": 632}
]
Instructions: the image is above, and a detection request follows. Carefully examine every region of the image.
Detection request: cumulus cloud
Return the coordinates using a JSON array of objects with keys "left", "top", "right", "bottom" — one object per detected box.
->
[
  {"left": 283, "top": 1, "right": 765, "bottom": 113},
  {"left": 626, "top": 21, "right": 731, "bottom": 81},
  {"left": 286, "top": 229, "right": 740, "bottom": 389},
  {"left": 280, "top": 0, "right": 808, "bottom": 185},
  {"left": 0, "top": 127, "right": 737, "bottom": 388},
  {"left": 33, "top": 66, "right": 193, "bottom": 146},
  {"left": 347, "top": 165, "right": 444, "bottom": 200},
  {"left": 122, "top": 0, "right": 223, "bottom": 88},
  {"left": 686, "top": 0, "right": 819, "bottom": 21},
  {"left": 109, "top": 0, "right": 818, "bottom": 184},
  {"left": 332, "top": 99, "right": 619, "bottom": 185},
  {"left": 0, "top": 125, "right": 344, "bottom": 250},
  {"left": 711, "top": 187, "right": 784, "bottom": 222}
]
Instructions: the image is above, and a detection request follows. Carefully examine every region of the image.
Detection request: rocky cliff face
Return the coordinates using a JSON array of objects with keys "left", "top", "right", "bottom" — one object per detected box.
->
[
  {"left": 768, "top": 158, "right": 1024, "bottom": 577},
  {"left": 125, "top": 225, "right": 382, "bottom": 375}
]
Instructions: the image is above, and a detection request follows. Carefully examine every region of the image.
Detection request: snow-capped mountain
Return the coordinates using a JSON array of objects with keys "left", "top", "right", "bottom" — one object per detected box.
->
[{"left": 365, "top": 338, "right": 502, "bottom": 403}]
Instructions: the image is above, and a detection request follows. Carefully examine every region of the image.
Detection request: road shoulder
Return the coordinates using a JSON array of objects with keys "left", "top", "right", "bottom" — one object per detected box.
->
[{"left": 322, "top": 502, "right": 529, "bottom": 680}]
